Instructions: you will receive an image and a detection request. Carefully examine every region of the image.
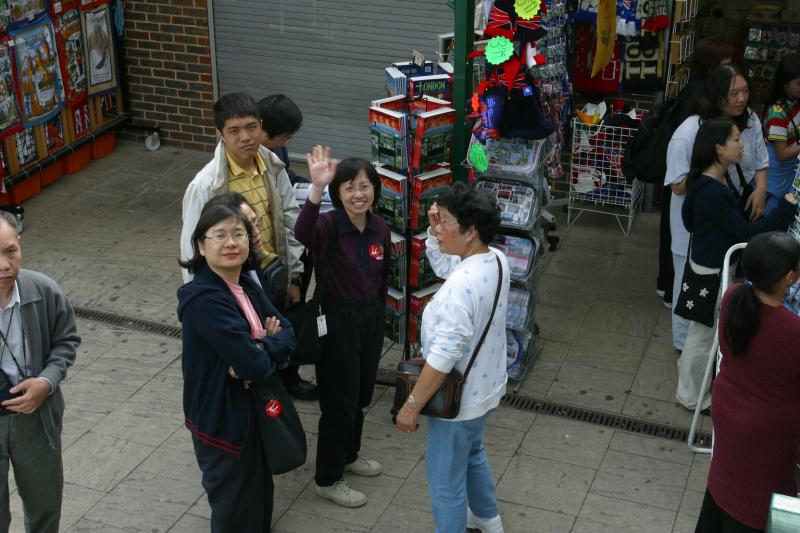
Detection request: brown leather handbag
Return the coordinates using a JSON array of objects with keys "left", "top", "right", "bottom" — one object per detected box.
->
[{"left": 393, "top": 255, "right": 503, "bottom": 419}]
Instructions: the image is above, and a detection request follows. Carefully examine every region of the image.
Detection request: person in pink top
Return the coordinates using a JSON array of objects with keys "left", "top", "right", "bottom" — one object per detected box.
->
[{"left": 696, "top": 231, "right": 800, "bottom": 532}]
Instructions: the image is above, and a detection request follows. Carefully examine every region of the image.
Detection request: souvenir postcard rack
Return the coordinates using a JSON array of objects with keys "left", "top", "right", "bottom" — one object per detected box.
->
[{"left": 567, "top": 117, "right": 644, "bottom": 236}]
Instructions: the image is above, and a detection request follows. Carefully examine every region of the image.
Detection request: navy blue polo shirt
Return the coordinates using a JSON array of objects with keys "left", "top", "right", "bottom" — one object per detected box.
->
[{"left": 295, "top": 201, "right": 391, "bottom": 303}]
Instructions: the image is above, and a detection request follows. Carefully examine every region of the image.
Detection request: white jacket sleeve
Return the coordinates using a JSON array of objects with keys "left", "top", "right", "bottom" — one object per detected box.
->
[
  {"left": 425, "top": 229, "right": 461, "bottom": 279},
  {"left": 180, "top": 180, "right": 210, "bottom": 284},
  {"left": 424, "top": 280, "right": 475, "bottom": 374},
  {"left": 752, "top": 119, "right": 770, "bottom": 170},
  {"left": 276, "top": 168, "right": 304, "bottom": 276}
]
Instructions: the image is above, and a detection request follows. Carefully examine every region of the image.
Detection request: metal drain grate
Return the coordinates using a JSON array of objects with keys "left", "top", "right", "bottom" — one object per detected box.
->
[
  {"left": 74, "top": 310, "right": 710, "bottom": 448},
  {"left": 377, "top": 368, "right": 711, "bottom": 447},
  {"left": 499, "top": 394, "right": 711, "bottom": 446},
  {"left": 74, "top": 306, "right": 182, "bottom": 339}
]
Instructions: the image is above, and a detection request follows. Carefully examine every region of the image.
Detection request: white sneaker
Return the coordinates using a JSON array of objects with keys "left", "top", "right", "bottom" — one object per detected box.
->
[
  {"left": 467, "top": 507, "right": 504, "bottom": 533},
  {"left": 655, "top": 289, "right": 665, "bottom": 298},
  {"left": 345, "top": 456, "right": 382, "bottom": 476},
  {"left": 314, "top": 479, "right": 367, "bottom": 508}
]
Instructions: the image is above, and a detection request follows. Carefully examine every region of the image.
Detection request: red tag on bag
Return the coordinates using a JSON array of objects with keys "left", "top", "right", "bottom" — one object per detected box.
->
[
  {"left": 368, "top": 244, "right": 384, "bottom": 261},
  {"left": 265, "top": 400, "right": 282, "bottom": 417}
]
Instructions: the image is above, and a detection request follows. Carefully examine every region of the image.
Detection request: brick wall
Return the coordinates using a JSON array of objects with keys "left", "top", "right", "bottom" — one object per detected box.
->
[{"left": 121, "top": 0, "right": 216, "bottom": 151}]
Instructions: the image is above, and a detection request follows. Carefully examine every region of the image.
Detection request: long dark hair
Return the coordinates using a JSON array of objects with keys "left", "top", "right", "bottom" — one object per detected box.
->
[
  {"left": 178, "top": 204, "right": 258, "bottom": 274},
  {"left": 698, "top": 64, "right": 752, "bottom": 131},
  {"left": 724, "top": 232, "right": 800, "bottom": 357},
  {"left": 767, "top": 54, "right": 800, "bottom": 109},
  {"left": 685, "top": 117, "right": 736, "bottom": 188},
  {"left": 688, "top": 37, "right": 734, "bottom": 82}
]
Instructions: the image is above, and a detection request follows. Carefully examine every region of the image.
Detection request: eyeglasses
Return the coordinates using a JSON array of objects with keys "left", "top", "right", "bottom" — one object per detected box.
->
[
  {"left": 248, "top": 215, "right": 265, "bottom": 228},
  {"left": 436, "top": 216, "right": 459, "bottom": 228},
  {"left": 204, "top": 231, "right": 249, "bottom": 243}
]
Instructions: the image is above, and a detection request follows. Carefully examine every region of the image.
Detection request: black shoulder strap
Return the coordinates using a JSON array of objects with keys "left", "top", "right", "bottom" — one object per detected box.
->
[
  {"left": 462, "top": 254, "right": 503, "bottom": 384},
  {"left": 723, "top": 164, "right": 747, "bottom": 199}
]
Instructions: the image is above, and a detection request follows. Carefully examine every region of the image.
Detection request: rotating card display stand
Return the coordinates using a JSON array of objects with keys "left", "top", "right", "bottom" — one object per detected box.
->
[{"left": 474, "top": 136, "right": 550, "bottom": 391}]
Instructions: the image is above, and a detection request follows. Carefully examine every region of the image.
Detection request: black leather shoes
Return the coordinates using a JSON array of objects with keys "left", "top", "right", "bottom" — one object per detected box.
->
[{"left": 287, "top": 379, "right": 319, "bottom": 401}]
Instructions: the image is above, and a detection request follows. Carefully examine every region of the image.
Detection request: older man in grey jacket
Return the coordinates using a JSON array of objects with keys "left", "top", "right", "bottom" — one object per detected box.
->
[{"left": 0, "top": 210, "right": 79, "bottom": 533}]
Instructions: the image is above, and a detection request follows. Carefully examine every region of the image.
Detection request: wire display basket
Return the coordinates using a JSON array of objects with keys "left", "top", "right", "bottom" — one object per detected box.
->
[
  {"left": 469, "top": 135, "right": 549, "bottom": 187},
  {"left": 567, "top": 117, "right": 644, "bottom": 236},
  {"left": 476, "top": 178, "right": 540, "bottom": 233}
]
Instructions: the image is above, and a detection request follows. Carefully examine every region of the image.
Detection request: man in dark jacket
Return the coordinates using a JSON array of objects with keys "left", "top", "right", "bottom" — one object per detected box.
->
[
  {"left": 0, "top": 211, "right": 80, "bottom": 533},
  {"left": 257, "top": 95, "right": 319, "bottom": 401}
]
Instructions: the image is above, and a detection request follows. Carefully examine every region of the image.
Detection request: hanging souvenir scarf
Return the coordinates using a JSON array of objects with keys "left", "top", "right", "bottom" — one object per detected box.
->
[
  {"left": 571, "top": 23, "right": 623, "bottom": 95},
  {"left": 641, "top": 0, "right": 668, "bottom": 31},
  {"left": 10, "top": 18, "right": 65, "bottom": 127},
  {"left": 8, "top": 0, "right": 48, "bottom": 29},
  {"left": 54, "top": 8, "right": 88, "bottom": 105},
  {"left": 622, "top": 31, "right": 664, "bottom": 93},
  {"left": 616, "top": 0, "right": 640, "bottom": 36},
  {"left": 0, "top": 37, "right": 23, "bottom": 139},
  {"left": 81, "top": 1, "right": 118, "bottom": 95},
  {"left": 485, "top": 0, "right": 547, "bottom": 43}
]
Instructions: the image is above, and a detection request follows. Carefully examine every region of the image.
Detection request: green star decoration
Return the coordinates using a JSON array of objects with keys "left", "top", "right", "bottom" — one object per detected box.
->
[
  {"left": 515, "top": 0, "right": 542, "bottom": 19},
  {"left": 484, "top": 36, "right": 514, "bottom": 65},
  {"left": 469, "top": 143, "right": 489, "bottom": 172}
]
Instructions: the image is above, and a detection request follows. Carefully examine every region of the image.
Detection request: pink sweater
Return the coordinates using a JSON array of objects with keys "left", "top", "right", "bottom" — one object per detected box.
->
[{"left": 709, "top": 285, "right": 800, "bottom": 529}]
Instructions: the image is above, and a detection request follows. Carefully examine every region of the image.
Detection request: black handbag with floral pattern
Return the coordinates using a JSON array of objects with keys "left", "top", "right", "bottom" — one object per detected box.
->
[{"left": 674, "top": 255, "right": 721, "bottom": 328}]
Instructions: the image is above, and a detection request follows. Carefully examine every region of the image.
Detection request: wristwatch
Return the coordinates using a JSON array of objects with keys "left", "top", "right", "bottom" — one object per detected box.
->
[{"left": 406, "top": 394, "right": 418, "bottom": 406}]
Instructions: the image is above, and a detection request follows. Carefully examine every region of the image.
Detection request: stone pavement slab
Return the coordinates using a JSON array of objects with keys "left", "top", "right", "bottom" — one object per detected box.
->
[{"left": 0, "top": 141, "right": 713, "bottom": 531}]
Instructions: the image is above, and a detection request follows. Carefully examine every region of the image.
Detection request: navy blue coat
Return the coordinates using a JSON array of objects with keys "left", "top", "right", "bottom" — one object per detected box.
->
[{"left": 177, "top": 264, "right": 296, "bottom": 455}]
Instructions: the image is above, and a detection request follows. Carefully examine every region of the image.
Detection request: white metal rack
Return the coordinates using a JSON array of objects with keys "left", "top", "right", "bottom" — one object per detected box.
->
[{"left": 567, "top": 118, "right": 644, "bottom": 236}]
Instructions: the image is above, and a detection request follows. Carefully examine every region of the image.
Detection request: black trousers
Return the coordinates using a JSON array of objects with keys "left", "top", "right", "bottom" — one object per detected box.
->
[
  {"left": 695, "top": 489, "right": 763, "bottom": 533},
  {"left": 192, "top": 412, "right": 273, "bottom": 533},
  {"left": 314, "top": 301, "right": 384, "bottom": 486},
  {"left": 657, "top": 185, "right": 674, "bottom": 300}
]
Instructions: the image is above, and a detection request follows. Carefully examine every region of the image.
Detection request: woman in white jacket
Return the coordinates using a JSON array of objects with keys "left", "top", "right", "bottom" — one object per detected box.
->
[{"left": 396, "top": 183, "right": 510, "bottom": 533}]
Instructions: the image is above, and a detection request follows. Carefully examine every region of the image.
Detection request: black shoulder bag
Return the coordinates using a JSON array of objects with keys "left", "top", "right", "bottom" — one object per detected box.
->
[
  {"left": 250, "top": 374, "right": 306, "bottom": 474},
  {"left": 393, "top": 255, "right": 503, "bottom": 420},
  {"left": 284, "top": 218, "right": 339, "bottom": 365},
  {"left": 674, "top": 236, "right": 721, "bottom": 328}
]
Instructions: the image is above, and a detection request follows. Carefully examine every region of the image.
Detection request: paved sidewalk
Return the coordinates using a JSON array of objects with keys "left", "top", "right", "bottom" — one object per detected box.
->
[{"left": 7, "top": 141, "right": 709, "bottom": 532}]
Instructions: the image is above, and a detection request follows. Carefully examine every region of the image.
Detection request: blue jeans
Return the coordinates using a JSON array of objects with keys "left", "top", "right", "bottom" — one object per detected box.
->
[{"left": 425, "top": 411, "right": 498, "bottom": 533}]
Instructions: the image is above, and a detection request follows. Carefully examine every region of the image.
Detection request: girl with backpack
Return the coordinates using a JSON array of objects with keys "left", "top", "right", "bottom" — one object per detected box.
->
[{"left": 762, "top": 54, "right": 800, "bottom": 216}]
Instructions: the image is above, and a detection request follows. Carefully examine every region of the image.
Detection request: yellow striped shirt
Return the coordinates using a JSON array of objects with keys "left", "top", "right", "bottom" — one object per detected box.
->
[{"left": 225, "top": 150, "right": 278, "bottom": 268}]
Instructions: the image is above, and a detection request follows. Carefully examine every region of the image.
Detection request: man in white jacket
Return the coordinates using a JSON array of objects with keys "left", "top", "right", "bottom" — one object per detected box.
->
[{"left": 180, "top": 92, "right": 316, "bottom": 399}]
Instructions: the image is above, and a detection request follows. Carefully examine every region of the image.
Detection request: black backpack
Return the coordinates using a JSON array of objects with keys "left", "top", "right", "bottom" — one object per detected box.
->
[{"left": 621, "top": 98, "right": 679, "bottom": 184}]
